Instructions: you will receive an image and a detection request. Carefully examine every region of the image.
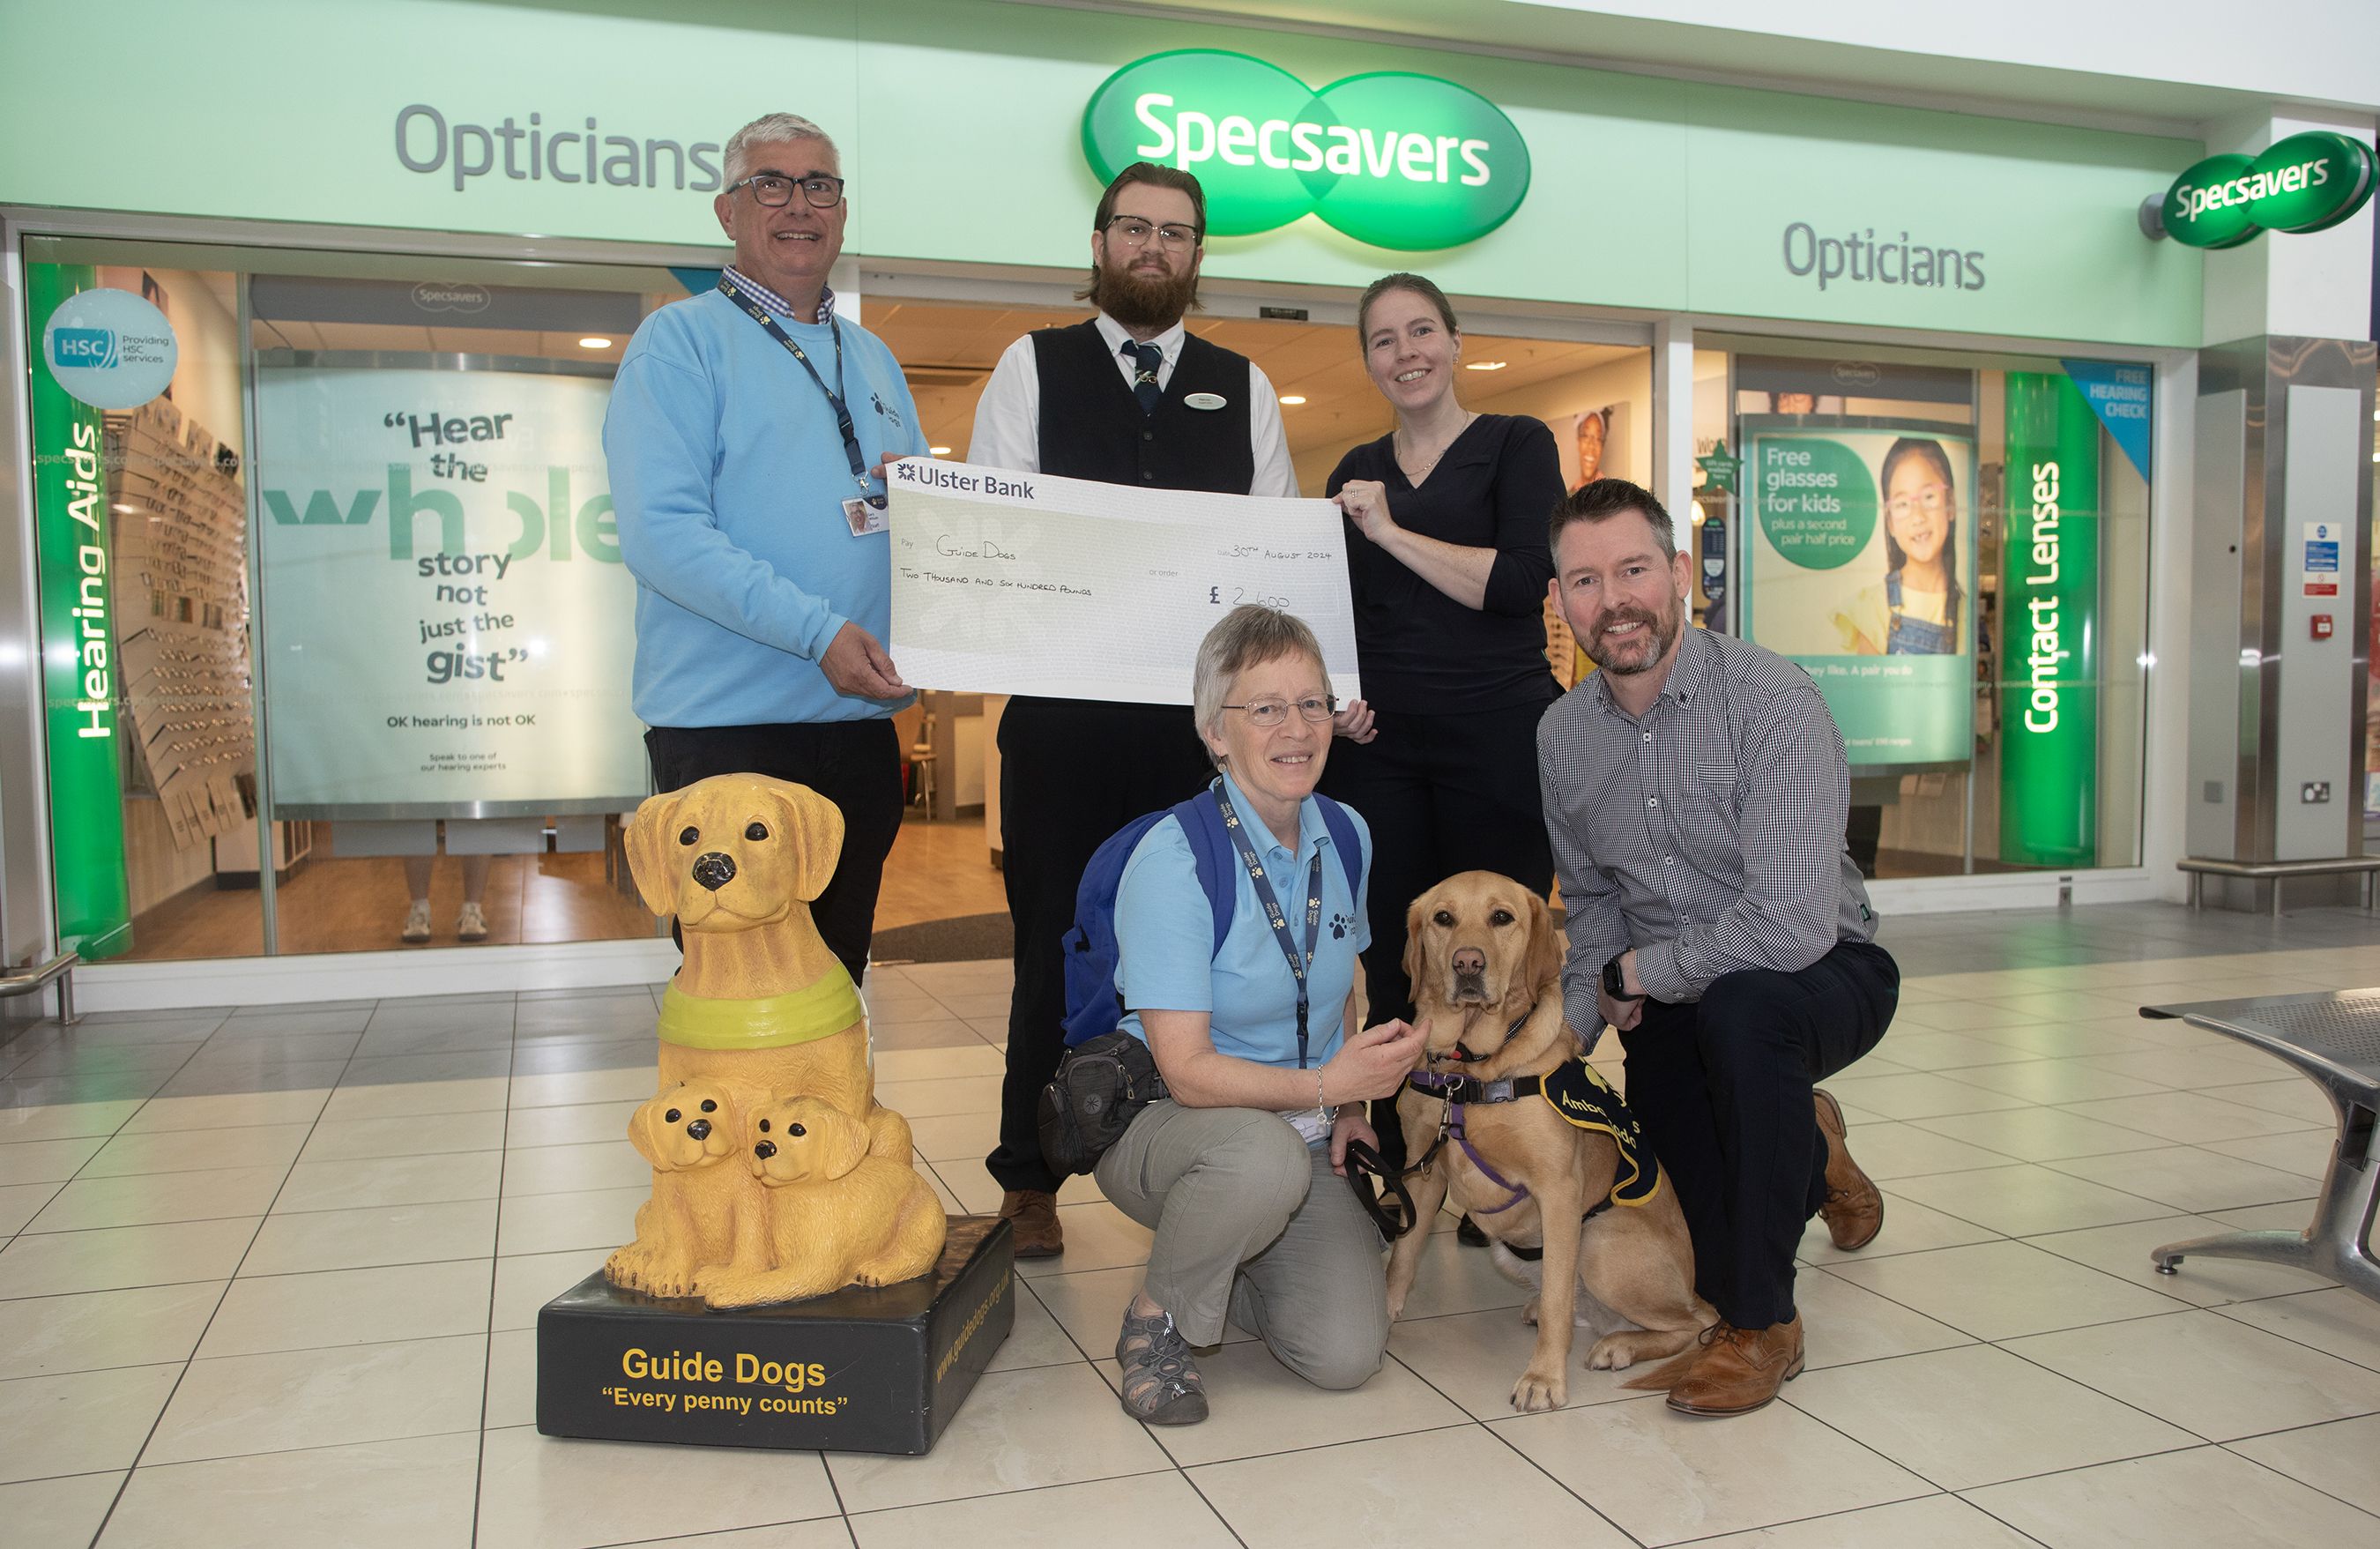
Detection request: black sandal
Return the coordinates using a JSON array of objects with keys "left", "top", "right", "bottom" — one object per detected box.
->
[{"left": 1115, "top": 1305, "right": 1208, "bottom": 1426}]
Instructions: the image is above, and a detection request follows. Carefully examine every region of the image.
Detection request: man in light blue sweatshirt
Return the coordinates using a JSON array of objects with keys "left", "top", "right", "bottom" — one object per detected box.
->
[{"left": 605, "top": 111, "right": 926, "bottom": 985}]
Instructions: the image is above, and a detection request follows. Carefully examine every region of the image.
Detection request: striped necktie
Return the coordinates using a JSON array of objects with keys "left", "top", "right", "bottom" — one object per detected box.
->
[{"left": 1122, "top": 339, "right": 1163, "bottom": 415}]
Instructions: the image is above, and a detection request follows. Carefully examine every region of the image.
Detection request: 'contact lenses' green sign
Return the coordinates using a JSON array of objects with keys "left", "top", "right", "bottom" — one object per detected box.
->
[
  {"left": 1998, "top": 373, "right": 2101, "bottom": 868},
  {"left": 2160, "top": 130, "right": 2376, "bottom": 249},
  {"left": 1080, "top": 50, "right": 1530, "bottom": 249}
]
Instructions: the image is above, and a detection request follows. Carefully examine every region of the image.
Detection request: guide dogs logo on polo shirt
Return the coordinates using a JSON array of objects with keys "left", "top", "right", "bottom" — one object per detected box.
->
[{"left": 1542, "top": 1057, "right": 1661, "bottom": 1209}]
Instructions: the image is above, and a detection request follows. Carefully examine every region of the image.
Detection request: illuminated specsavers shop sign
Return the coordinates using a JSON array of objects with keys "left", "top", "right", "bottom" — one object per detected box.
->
[
  {"left": 1081, "top": 50, "right": 1529, "bottom": 250},
  {"left": 2153, "top": 130, "right": 2376, "bottom": 249}
]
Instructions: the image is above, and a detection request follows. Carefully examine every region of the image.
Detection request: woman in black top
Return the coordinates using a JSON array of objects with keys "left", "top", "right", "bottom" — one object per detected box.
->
[{"left": 1324, "top": 273, "right": 1564, "bottom": 1106}]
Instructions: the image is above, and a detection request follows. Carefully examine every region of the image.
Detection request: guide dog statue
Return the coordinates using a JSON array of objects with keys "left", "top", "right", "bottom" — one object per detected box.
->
[
  {"left": 1384, "top": 871, "right": 1715, "bottom": 1411},
  {"left": 604, "top": 773, "right": 947, "bottom": 1306},
  {"left": 701, "top": 1096, "right": 948, "bottom": 1307}
]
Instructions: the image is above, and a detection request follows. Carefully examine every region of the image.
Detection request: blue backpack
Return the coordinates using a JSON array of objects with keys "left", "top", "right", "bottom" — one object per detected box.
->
[{"left": 1059, "top": 789, "right": 1363, "bottom": 1048}]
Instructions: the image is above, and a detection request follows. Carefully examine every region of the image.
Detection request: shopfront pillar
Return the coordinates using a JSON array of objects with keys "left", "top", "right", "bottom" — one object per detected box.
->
[{"left": 2185, "top": 110, "right": 2378, "bottom": 885}]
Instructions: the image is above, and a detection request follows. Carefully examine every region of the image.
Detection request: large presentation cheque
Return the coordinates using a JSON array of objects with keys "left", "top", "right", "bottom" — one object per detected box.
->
[{"left": 887, "top": 459, "right": 1360, "bottom": 705}]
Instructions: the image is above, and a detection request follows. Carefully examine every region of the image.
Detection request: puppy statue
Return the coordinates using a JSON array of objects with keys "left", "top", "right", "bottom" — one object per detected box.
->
[
  {"left": 703, "top": 1096, "right": 948, "bottom": 1308},
  {"left": 606, "top": 773, "right": 945, "bottom": 1307},
  {"left": 606, "top": 1077, "right": 764, "bottom": 1298}
]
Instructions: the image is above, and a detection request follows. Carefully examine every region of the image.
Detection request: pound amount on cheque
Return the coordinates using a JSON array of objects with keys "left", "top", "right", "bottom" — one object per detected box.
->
[{"left": 1209, "top": 585, "right": 1289, "bottom": 607}]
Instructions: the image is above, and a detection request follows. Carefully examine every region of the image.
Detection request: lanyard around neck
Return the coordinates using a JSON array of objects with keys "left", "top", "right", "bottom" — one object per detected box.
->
[
  {"left": 1209, "top": 778, "right": 1326, "bottom": 1069},
  {"left": 717, "top": 272, "right": 882, "bottom": 508}
]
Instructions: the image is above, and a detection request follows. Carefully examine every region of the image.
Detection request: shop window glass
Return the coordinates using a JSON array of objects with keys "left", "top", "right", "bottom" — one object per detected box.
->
[
  {"left": 40, "top": 267, "right": 1652, "bottom": 964},
  {"left": 1694, "top": 336, "right": 2152, "bottom": 876},
  {"left": 23, "top": 235, "right": 697, "bottom": 958}
]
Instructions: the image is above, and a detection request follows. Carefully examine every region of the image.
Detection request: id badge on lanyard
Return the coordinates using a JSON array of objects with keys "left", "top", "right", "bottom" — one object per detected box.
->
[{"left": 717, "top": 272, "right": 886, "bottom": 532}]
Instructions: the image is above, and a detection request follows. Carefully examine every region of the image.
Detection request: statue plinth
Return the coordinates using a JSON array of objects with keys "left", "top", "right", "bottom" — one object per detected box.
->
[{"left": 538, "top": 1215, "right": 1014, "bottom": 1456}]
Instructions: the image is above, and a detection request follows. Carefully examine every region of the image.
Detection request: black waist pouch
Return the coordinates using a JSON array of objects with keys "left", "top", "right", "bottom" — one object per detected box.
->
[{"left": 1037, "top": 1031, "right": 1169, "bottom": 1176}]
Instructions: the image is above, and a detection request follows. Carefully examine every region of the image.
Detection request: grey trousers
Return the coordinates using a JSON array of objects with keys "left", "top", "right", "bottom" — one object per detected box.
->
[{"left": 1095, "top": 1100, "right": 1390, "bottom": 1391}]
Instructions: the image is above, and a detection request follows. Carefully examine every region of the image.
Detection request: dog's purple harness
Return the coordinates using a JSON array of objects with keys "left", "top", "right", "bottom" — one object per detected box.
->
[
  {"left": 1405, "top": 1018, "right": 1538, "bottom": 1216},
  {"left": 1406, "top": 1069, "right": 1534, "bottom": 1214}
]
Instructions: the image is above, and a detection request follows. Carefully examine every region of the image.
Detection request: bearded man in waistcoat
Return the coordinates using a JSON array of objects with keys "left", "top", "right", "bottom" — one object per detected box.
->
[{"left": 967, "top": 162, "right": 1303, "bottom": 1255}]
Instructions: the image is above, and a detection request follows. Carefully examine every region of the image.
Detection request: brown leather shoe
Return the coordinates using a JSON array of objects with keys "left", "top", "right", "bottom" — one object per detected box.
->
[
  {"left": 999, "top": 1189, "right": 1064, "bottom": 1258},
  {"left": 1666, "top": 1316, "right": 1804, "bottom": 1417},
  {"left": 1813, "top": 1088, "right": 1883, "bottom": 1251}
]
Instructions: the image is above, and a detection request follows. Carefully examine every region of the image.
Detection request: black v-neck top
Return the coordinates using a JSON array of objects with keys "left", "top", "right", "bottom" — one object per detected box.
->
[{"left": 1325, "top": 413, "right": 1563, "bottom": 714}]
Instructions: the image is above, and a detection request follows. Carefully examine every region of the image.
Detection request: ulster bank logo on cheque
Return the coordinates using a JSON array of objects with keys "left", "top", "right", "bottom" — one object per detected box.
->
[{"left": 1082, "top": 50, "right": 1530, "bottom": 250}]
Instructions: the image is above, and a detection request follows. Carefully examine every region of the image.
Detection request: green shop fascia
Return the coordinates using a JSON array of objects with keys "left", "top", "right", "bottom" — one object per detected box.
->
[{"left": 3, "top": 0, "right": 2228, "bottom": 953}]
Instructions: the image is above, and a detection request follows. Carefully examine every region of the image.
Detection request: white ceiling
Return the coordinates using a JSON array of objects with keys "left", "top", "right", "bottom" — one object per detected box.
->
[{"left": 1027, "top": 0, "right": 2380, "bottom": 132}]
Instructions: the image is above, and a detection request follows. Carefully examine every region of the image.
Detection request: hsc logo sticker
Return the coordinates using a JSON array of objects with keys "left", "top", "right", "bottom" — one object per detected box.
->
[{"left": 41, "top": 288, "right": 178, "bottom": 411}]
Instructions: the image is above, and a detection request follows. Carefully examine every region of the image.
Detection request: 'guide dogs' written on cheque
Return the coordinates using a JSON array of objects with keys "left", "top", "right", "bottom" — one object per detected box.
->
[{"left": 885, "top": 458, "right": 1362, "bottom": 706}]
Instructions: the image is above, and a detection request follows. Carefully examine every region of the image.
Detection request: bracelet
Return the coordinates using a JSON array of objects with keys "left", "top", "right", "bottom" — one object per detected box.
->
[{"left": 1315, "top": 1066, "right": 1328, "bottom": 1117}]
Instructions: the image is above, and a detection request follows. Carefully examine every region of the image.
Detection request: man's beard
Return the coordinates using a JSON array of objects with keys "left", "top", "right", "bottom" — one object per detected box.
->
[
  {"left": 1095, "top": 257, "right": 1199, "bottom": 332},
  {"left": 1592, "top": 599, "right": 1682, "bottom": 676}
]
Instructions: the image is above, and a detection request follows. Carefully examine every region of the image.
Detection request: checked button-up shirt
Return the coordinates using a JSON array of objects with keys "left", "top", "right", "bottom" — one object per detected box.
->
[{"left": 1536, "top": 624, "right": 1878, "bottom": 1024}]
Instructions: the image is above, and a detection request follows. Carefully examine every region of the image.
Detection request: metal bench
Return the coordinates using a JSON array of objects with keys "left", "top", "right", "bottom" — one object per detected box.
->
[
  {"left": 2140, "top": 990, "right": 2380, "bottom": 1306},
  {"left": 0, "top": 950, "right": 77, "bottom": 1026},
  {"left": 2178, "top": 855, "right": 2380, "bottom": 917}
]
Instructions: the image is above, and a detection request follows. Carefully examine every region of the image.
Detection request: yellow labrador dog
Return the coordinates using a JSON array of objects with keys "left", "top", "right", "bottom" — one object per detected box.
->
[{"left": 1383, "top": 871, "right": 1715, "bottom": 1411}]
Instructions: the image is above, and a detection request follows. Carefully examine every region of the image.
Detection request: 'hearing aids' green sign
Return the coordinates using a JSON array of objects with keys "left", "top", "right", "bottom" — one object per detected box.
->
[
  {"left": 2159, "top": 130, "right": 2376, "bottom": 249},
  {"left": 1081, "top": 50, "right": 1530, "bottom": 250}
]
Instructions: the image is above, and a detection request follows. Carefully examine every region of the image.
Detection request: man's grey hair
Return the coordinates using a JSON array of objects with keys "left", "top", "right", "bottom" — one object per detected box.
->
[
  {"left": 723, "top": 114, "right": 837, "bottom": 187},
  {"left": 1192, "top": 606, "right": 1328, "bottom": 765}
]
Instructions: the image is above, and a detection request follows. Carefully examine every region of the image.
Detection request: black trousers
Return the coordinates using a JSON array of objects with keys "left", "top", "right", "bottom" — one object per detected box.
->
[
  {"left": 989, "top": 696, "right": 1214, "bottom": 1195},
  {"left": 1620, "top": 939, "right": 1899, "bottom": 1329},
  {"left": 644, "top": 719, "right": 904, "bottom": 987},
  {"left": 1318, "top": 696, "right": 1555, "bottom": 1168}
]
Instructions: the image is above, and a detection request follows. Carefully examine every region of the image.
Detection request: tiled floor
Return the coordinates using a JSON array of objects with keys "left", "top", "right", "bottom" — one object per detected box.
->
[{"left": 3, "top": 904, "right": 2378, "bottom": 1547}]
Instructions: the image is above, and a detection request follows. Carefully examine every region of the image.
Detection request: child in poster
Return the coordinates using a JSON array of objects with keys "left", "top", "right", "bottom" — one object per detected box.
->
[
  {"left": 1832, "top": 437, "right": 1962, "bottom": 656},
  {"left": 1740, "top": 419, "right": 1977, "bottom": 765}
]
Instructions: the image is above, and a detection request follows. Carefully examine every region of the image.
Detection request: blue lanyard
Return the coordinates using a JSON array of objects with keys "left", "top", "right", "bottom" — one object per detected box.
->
[
  {"left": 716, "top": 272, "right": 883, "bottom": 509},
  {"left": 1210, "top": 778, "right": 1326, "bottom": 1069}
]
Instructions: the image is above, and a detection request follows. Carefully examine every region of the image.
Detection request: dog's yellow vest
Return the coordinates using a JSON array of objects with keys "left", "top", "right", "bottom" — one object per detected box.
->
[{"left": 657, "top": 968, "right": 865, "bottom": 1051}]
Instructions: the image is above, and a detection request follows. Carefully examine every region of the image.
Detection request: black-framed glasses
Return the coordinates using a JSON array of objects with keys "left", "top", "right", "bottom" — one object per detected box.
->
[
  {"left": 1221, "top": 695, "right": 1337, "bottom": 727},
  {"left": 1103, "top": 215, "right": 1201, "bottom": 251},
  {"left": 733, "top": 173, "right": 846, "bottom": 209}
]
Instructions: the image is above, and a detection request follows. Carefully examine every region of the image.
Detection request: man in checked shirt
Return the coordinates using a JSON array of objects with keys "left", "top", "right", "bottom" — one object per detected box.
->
[{"left": 1539, "top": 478, "right": 1897, "bottom": 1418}]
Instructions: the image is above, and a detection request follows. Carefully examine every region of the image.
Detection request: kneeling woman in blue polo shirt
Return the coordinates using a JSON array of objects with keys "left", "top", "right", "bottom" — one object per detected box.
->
[{"left": 1097, "top": 606, "right": 1428, "bottom": 1426}]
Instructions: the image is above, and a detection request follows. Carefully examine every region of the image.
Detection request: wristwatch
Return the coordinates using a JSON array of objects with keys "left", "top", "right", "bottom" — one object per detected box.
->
[{"left": 1603, "top": 952, "right": 1644, "bottom": 1002}]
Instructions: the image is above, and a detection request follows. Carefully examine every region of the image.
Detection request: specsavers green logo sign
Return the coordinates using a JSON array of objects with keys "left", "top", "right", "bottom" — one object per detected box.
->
[
  {"left": 2159, "top": 130, "right": 2376, "bottom": 249},
  {"left": 1081, "top": 50, "right": 1529, "bottom": 250}
]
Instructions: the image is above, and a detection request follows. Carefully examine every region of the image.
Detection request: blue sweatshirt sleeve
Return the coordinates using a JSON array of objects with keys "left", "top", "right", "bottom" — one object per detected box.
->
[
  {"left": 605, "top": 335, "right": 847, "bottom": 662},
  {"left": 875, "top": 339, "right": 933, "bottom": 461}
]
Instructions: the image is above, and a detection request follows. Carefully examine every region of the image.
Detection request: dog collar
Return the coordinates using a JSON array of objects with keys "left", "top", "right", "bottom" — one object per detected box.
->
[
  {"left": 1430, "top": 1009, "right": 1530, "bottom": 1069},
  {"left": 658, "top": 969, "right": 865, "bottom": 1052},
  {"left": 1406, "top": 1069, "right": 1544, "bottom": 1106}
]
